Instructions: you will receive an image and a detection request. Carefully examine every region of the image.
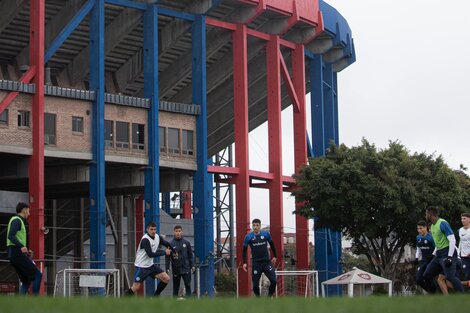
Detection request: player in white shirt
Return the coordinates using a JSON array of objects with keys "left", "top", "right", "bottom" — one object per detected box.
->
[
  {"left": 458, "top": 212, "right": 470, "bottom": 280},
  {"left": 125, "top": 221, "right": 175, "bottom": 296}
]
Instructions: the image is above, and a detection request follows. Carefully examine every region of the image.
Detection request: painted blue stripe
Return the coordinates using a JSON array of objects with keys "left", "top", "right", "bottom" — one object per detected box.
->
[{"left": 45, "top": 0, "right": 95, "bottom": 63}]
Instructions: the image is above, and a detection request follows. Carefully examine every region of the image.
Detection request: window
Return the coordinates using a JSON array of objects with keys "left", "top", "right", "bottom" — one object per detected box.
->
[
  {"left": 72, "top": 116, "right": 83, "bottom": 133},
  {"left": 159, "top": 127, "right": 166, "bottom": 153},
  {"left": 116, "top": 121, "right": 129, "bottom": 149},
  {"left": 0, "top": 109, "right": 8, "bottom": 126},
  {"left": 168, "top": 128, "right": 180, "bottom": 154},
  {"left": 44, "top": 113, "right": 56, "bottom": 145},
  {"left": 105, "top": 120, "right": 114, "bottom": 148},
  {"left": 182, "top": 130, "right": 194, "bottom": 156},
  {"left": 17, "top": 110, "right": 30, "bottom": 128},
  {"left": 132, "top": 123, "right": 145, "bottom": 150}
]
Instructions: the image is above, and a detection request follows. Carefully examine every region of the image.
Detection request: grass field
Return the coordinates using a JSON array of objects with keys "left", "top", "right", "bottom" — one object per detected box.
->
[{"left": 0, "top": 295, "right": 468, "bottom": 313}]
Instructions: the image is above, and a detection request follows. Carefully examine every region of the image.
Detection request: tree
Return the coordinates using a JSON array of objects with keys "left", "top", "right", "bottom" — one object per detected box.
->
[{"left": 293, "top": 139, "right": 470, "bottom": 283}]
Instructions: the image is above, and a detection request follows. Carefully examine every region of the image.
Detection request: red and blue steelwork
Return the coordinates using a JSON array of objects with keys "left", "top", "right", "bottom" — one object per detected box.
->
[{"left": 15, "top": 0, "right": 355, "bottom": 296}]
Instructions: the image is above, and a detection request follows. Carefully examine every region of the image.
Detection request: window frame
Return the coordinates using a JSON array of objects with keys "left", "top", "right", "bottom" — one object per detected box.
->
[
  {"left": 167, "top": 127, "right": 180, "bottom": 155},
  {"left": 44, "top": 112, "right": 56, "bottom": 146},
  {"left": 132, "top": 123, "right": 145, "bottom": 151},
  {"left": 72, "top": 116, "right": 84, "bottom": 133},
  {"left": 17, "top": 110, "right": 30, "bottom": 128},
  {"left": 182, "top": 129, "right": 194, "bottom": 156},
  {"left": 0, "top": 109, "right": 9, "bottom": 126},
  {"left": 115, "top": 121, "right": 130, "bottom": 149}
]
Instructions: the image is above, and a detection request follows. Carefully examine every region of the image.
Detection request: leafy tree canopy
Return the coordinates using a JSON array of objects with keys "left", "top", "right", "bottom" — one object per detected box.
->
[{"left": 293, "top": 139, "right": 470, "bottom": 280}]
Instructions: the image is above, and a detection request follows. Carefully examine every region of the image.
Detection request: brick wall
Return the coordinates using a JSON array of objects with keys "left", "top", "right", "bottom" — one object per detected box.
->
[{"left": 0, "top": 91, "right": 197, "bottom": 168}]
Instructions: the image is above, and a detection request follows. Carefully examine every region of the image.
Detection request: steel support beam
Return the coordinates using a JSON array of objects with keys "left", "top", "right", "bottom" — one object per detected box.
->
[
  {"left": 292, "top": 45, "right": 309, "bottom": 271},
  {"left": 310, "top": 54, "right": 342, "bottom": 296},
  {"left": 45, "top": 0, "right": 95, "bottom": 63},
  {"left": 89, "top": 0, "right": 106, "bottom": 270},
  {"left": 135, "top": 196, "right": 144, "bottom": 296},
  {"left": 323, "top": 62, "right": 341, "bottom": 296},
  {"left": 143, "top": 4, "right": 159, "bottom": 295},
  {"left": 17, "top": 0, "right": 88, "bottom": 67},
  {"left": 182, "top": 191, "right": 192, "bottom": 219},
  {"left": 28, "top": 0, "right": 45, "bottom": 294},
  {"left": 192, "top": 15, "right": 214, "bottom": 296},
  {"left": 60, "top": 4, "right": 142, "bottom": 85},
  {"left": 266, "top": 35, "right": 284, "bottom": 272},
  {"left": 233, "top": 24, "right": 251, "bottom": 296}
]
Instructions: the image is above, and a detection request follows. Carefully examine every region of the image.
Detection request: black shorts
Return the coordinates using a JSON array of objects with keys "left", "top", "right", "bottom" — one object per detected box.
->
[
  {"left": 134, "top": 264, "right": 164, "bottom": 283},
  {"left": 9, "top": 254, "right": 39, "bottom": 284}
]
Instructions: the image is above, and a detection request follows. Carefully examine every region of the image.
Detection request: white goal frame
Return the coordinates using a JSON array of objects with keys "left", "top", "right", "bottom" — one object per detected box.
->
[
  {"left": 54, "top": 268, "right": 120, "bottom": 298},
  {"left": 274, "top": 270, "right": 319, "bottom": 298}
]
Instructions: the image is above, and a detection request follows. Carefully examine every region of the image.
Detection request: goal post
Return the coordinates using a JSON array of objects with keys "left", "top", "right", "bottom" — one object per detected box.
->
[
  {"left": 272, "top": 270, "right": 319, "bottom": 298},
  {"left": 54, "top": 269, "right": 120, "bottom": 297}
]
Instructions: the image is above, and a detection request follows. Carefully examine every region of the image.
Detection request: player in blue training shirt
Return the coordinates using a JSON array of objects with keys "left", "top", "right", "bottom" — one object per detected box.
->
[
  {"left": 242, "top": 218, "right": 277, "bottom": 297},
  {"left": 415, "top": 220, "right": 435, "bottom": 292}
]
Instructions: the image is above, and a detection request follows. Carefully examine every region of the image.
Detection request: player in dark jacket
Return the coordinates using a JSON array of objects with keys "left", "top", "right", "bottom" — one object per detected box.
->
[
  {"left": 167, "top": 225, "right": 195, "bottom": 297},
  {"left": 242, "top": 218, "right": 277, "bottom": 297},
  {"left": 415, "top": 220, "right": 435, "bottom": 292}
]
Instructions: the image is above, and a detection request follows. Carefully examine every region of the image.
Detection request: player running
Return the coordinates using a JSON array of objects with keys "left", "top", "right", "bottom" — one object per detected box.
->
[
  {"left": 422, "top": 207, "right": 464, "bottom": 293},
  {"left": 415, "top": 220, "right": 435, "bottom": 292},
  {"left": 125, "top": 222, "right": 175, "bottom": 296}
]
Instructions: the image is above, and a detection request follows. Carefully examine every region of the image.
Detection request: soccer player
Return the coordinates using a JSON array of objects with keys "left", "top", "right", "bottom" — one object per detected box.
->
[
  {"left": 458, "top": 212, "right": 470, "bottom": 280},
  {"left": 126, "top": 222, "right": 175, "bottom": 296},
  {"left": 166, "top": 225, "right": 195, "bottom": 297},
  {"left": 415, "top": 220, "right": 435, "bottom": 292},
  {"left": 422, "top": 206, "right": 464, "bottom": 293},
  {"left": 242, "top": 218, "right": 277, "bottom": 297},
  {"left": 6, "top": 202, "right": 42, "bottom": 295}
]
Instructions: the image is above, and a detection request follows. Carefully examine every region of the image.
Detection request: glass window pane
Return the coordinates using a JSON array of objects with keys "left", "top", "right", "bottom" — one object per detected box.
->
[
  {"left": 116, "top": 121, "right": 129, "bottom": 149},
  {"left": 0, "top": 109, "right": 8, "bottom": 125},
  {"left": 105, "top": 120, "right": 114, "bottom": 140},
  {"left": 168, "top": 128, "right": 179, "bottom": 153},
  {"left": 44, "top": 113, "right": 56, "bottom": 135},
  {"left": 116, "top": 121, "right": 129, "bottom": 142},
  {"left": 17, "top": 111, "right": 30, "bottom": 127},
  {"left": 159, "top": 127, "right": 166, "bottom": 147},
  {"left": 132, "top": 124, "right": 145, "bottom": 144},
  {"left": 44, "top": 113, "right": 56, "bottom": 145},
  {"left": 72, "top": 116, "right": 83, "bottom": 133},
  {"left": 132, "top": 123, "right": 145, "bottom": 150},
  {"left": 182, "top": 130, "right": 193, "bottom": 150},
  {"left": 168, "top": 128, "right": 179, "bottom": 148}
]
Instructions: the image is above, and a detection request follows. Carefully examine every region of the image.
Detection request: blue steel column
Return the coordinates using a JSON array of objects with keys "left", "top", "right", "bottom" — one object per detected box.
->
[
  {"left": 143, "top": 4, "right": 159, "bottom": 295},
  {"left": 323, "top": 61, "right": 341, "bottom": 295},
  {"left": 192, "top": 14, "right": 214, "bottom": 296},
  {"left": 89, "top": 0, "right": 106, "bottom": 270},
  {"left": 332, "top": 71, "right": 342, "bottom": 294},
  {"left": 311, "top": 55, "right": 342, "bottom": 296}
]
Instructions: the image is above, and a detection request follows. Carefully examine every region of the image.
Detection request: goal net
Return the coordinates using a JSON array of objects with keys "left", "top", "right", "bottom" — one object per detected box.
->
[
  {"left": 54, "top": 269, "right": 120, "bottom": 297},
  {"left": 262, "top": 270, "right": 318, "bottom": 298}
]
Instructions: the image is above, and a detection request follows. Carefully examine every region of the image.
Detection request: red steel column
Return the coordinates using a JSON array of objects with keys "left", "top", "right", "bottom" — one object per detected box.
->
[
  {"left": 28, "top": 0, "right": 45, "bottom": 294},
  {"left": 266, "top": 35, "right": 284, "bottom": 271},
  {"left": 292, "top": 44, "right": 309, "bottom": 271},
  {"left": 233, "top": 24, "right": 251, "bottom": 296},
  {"left": 182, "top": 191, "right": 192, "bottom": 219},
  {"left": 135, "top": 196, "right": 144, "bottom": 296}
]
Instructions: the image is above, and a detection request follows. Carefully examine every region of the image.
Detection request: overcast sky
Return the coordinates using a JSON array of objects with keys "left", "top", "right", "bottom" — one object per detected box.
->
[{"left": 246, "top": 0, "right": 470, "bottom": 232}]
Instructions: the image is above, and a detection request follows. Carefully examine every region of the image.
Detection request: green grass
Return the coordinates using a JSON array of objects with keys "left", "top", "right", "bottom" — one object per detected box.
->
[{"left": 0, "top": 295, "right": 467, "bottom": 313}]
